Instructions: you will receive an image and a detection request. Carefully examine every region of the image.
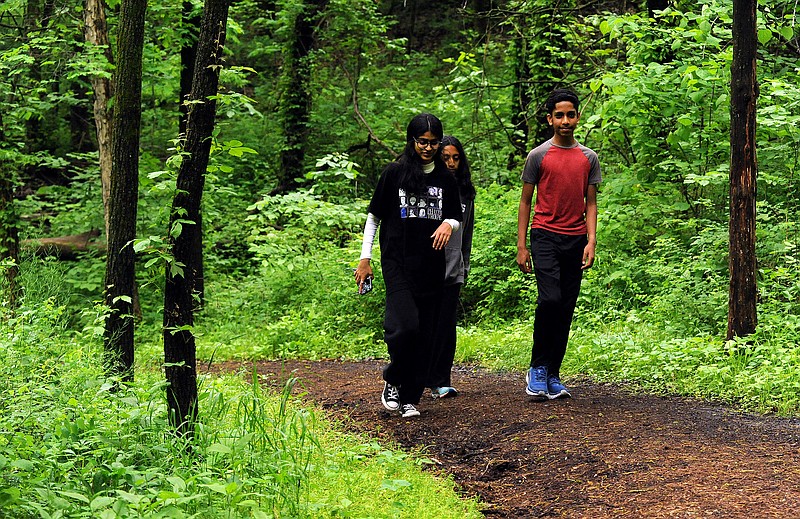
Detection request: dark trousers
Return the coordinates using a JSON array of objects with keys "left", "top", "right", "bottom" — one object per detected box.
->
[
  {"left": 427, "top": 283, "right": 462, "bottom": 388},
  {"left": 529, "top": 228, "right": 587, "bottom": 377},
  {"left": 383, "top": 286, "right": 443, "bottom": 405}
]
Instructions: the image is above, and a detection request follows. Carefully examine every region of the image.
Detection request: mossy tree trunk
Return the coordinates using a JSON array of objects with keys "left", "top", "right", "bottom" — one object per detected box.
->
[{"left": 84, "top": 0, "right": 114, "bottom": 239}]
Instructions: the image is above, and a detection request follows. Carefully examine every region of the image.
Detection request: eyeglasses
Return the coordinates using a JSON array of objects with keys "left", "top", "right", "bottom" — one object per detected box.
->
[{"left": 414, "top": 138, "right": 441, "bottom": 149}]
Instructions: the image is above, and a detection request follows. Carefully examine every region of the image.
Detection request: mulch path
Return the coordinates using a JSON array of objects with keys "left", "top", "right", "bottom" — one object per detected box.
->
[{"left": 208, "top": 359, "right": 800, "bottom": 518}]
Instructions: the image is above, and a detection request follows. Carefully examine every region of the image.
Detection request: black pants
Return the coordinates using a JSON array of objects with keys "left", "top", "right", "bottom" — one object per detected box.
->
[
  {"left": 529, "top": 228, "right": 587, "bottom": 377},
  {"left": 383, "top": 286, "right": 443, "bottom": 405},
  {"left": 427, "top": 282, "right": 462, "bottom": 388}
]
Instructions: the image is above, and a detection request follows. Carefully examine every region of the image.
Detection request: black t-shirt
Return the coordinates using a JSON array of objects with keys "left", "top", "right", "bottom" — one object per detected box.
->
[{"left": 368, "top": 161, "right": 462, "bottom": 295}]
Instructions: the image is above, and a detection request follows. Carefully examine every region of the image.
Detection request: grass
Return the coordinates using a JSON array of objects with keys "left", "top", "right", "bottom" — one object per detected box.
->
[
  {"left": 5, "top": 208, "right": 800, "bottom": 518},
  {"left": 0, "top": 296, "right": 483, "bottom": 518}
]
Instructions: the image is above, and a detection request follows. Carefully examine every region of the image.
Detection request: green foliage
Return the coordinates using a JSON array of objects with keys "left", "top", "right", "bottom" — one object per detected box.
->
[
  {"left": 192, "top": 245, "right": 386, "bottom": 362},
  {"left": 246, "top": 188, "right": 366, "bottom": 269},
  {"left": 0, "top": 295, "right": 480, "bottom": 518},
  {"left": 461, "top": 184, "right": 536, "bottom": 322}
]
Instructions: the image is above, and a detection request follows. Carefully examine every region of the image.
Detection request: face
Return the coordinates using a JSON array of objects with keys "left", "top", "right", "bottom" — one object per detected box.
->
[
  {"left": 441, "top": 145, "right": 460, "bottom": 173},
  {"left": 413, "top": 131, "right": 440, "bottom": 164},
  {"left": 547, "top": 100, "right": 580, "bottom": 141}
]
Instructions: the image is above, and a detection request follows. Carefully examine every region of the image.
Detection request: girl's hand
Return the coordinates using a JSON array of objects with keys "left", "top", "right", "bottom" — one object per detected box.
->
[
  {"left": 431, "top": 222, "right": 453, "bottom": 250},
  {"left": 354, "top": 258, "right": 373, "bottom": 292}
]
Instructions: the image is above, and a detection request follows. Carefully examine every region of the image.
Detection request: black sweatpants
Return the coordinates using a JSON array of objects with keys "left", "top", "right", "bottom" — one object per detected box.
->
[
  {"left": 427, "top": 282, "right": 462, "bottom": 388},
  {"left": 529, "top": 228, "right": 587, "bottom": 377},
  {"left": 383, "top": 286, "right": 443, "bottom": 405}
]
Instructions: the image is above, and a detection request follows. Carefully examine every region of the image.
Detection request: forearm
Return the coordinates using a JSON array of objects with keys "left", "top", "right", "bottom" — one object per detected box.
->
[{"left": 360, "top": 213, "right": 380, "bottom": 259}]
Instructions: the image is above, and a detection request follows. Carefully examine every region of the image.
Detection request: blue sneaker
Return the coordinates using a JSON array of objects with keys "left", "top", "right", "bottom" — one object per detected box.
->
[
  {"left": 547, "top": 375, "right": 571, "bottom": 400},
  {"left": 431, "top": 386, "right": 459, "bottom": 399},
  {"left": 525, "top": 366, "right": 548, "bottom": 397}
]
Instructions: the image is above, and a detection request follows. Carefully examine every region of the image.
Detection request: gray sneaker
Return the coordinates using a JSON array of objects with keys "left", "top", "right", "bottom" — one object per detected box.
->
[
  {"left": 399, "top": 403, "right": 420, "bottom": 418},
  {"left": 381, "top": 382, "right": 400, "bottom": 411}
]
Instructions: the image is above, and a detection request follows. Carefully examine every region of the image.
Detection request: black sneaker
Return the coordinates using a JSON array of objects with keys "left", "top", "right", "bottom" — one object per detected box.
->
[
  {"left": 399, "top": 403, "right": 420, "bottom": 418},
  {"left": 381, "top": 382, "right": 400, "bottom": 411}
]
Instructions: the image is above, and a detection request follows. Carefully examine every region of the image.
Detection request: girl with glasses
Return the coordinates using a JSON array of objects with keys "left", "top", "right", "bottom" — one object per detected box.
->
[{"left": 354, "top": 114, "right": 462, "bottom": 418}]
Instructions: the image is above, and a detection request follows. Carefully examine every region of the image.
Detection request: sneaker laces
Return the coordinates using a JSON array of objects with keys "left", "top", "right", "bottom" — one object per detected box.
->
[{"left": 386, "top": 385, "right": 400, "bottom": 400}]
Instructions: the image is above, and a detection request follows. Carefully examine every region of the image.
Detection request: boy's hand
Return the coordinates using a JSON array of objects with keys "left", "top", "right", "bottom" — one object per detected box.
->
[
  {"left": 582, "top": 242, "right": 596, "bottom": 269},
  {"left": 516, "top": 247, "right": 533, "bottom": 273},
  {"left": 431, "top": 222, "right": 453, "bottom": 250}
]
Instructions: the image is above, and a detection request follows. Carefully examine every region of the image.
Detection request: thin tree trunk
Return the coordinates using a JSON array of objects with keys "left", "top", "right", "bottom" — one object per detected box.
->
[
  {"left": 180, "top": 0, "right": 205, "bottom": 307},
  {"left": 509, "top": 37, "right": 531, "bottom": 170},
  {"left": 163, "top": 0, "right": 230, "bottom": 438},
  {"left": 84, "top": 0, "right": 114, "bottom": 239},
  {"left": 0, "top": 115, "right": 20, "bottom": 311},
  {"left": 727, "top": 0, "right": 758, "bottom": 340},
  {"left": 179, "top": 0, "right": 200, "bottom": 137},
  {"left": 275, "top": 0, "right": 325, "bottom": 194},
  {"left": 103, "top": 0, "right": 147, "bottom": 381}
]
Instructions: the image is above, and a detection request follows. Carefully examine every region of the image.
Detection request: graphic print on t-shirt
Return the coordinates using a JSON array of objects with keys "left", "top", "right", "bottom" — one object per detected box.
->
[{"left": 398, "top": 186, "right": 444, "bottom": 221}]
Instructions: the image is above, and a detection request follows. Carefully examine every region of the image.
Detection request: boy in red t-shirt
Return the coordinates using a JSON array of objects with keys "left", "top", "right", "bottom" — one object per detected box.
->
[{"left": 516, "top": 89, "right": 602, "bottom": 399}]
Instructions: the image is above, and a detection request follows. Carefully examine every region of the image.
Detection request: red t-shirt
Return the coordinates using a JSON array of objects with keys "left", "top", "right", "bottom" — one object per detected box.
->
[{"left": 521, "top": 140, "right": 602, "bottom": 235}]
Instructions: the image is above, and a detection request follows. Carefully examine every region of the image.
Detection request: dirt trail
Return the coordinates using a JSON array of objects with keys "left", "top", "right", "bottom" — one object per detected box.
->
[{"left": 210, "top": 360, "right": 800, "bottom": 518}]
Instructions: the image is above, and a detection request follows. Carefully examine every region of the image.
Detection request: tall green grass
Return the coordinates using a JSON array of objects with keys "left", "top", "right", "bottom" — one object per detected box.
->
[{"left": 0, "top": 290, "right": 482, "bottom": 518}]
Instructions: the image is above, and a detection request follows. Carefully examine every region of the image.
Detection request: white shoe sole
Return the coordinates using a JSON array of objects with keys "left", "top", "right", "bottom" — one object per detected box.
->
[{"left": 547, "top": 390, "right": 571, "bottom": 400}]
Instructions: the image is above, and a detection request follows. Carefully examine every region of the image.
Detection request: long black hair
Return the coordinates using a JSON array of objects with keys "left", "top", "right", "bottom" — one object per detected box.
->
[
  {"left": 441, "top": 135, "right": 476, "bottom": 201},
  {"left": 394, "top": 113, "right": 444, "bottom": 193}
]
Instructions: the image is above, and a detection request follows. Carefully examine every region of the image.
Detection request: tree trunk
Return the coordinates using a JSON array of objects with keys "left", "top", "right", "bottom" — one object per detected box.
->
[
  {"left": 508, "top": 37, "right": 531, "bottom": 170},
  {"left": 275, "top": 0, "right": 325, "bottom": 194},
  {"left": 179, "top": 0, "right": 205, "bottom": 306},
  {"left": 103, "top": 0, "right": 147, "bottom": 381},
  {"left": 179, "top": 0, "right": 200, "bottom": 137},
  {"left": 0, "top": 115, "right": 20, "bottom": 311},
  {"left": 646, "top": 0, "right": 669, "bottom": 17},
  {"left": 727, "top": 0, "right": 758, "bottom": 340},
  {"left": 84, "top": 0, "right": 114, "bottom": 239},
  {"left": 163, "top": 0, "right": 230, "bottom": 438}
]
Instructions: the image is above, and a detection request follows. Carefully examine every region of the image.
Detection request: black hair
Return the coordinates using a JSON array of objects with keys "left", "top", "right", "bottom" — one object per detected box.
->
[
  {"left": 441, "top": 135, "right": 476, "bottom": 201},
  {"left": 544, "top": 88, "right": 581, "bottom": 114},
  {"left": 395, "top": 113, "right": 445, "bottom": 192}
]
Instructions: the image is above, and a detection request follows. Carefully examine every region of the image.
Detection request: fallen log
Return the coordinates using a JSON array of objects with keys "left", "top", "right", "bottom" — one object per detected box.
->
[{"left": 22, "top": 229, "right": 106, "bottom": 260}]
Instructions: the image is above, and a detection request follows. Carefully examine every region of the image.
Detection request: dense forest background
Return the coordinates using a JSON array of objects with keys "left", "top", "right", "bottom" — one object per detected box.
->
[
  {"left": 2, "top": 0, "right": 800, "bottom": 409},
  {"left": 2, "top": 0, "right": 800, "bottom": 515},
  {"left": 3, "top": 0, "right": 800, "bottom": 402}
]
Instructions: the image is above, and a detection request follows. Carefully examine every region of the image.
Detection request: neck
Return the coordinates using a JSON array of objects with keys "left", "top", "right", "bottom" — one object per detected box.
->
[
  {"left": 422, "top": 161, "right": 435, "bottom": 174},
  {"left": 552, "top": 135, "right": 576, "bottom": 147}
]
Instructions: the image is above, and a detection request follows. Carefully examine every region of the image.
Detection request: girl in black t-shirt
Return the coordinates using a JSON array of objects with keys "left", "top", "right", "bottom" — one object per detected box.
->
[{"left": 354, "top": 114, "right": 462, "bottom": 418}]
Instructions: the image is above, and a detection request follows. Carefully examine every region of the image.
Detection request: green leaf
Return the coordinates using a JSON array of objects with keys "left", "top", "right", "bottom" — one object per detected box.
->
[
  {"left": 207, "top": 443, "right": 232, "bottom": 454},
  {"left": 757, "top": 29, "right": 772, "bottom": 44}
]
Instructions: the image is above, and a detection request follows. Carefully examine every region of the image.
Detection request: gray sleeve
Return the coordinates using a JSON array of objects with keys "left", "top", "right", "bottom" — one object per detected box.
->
[
  {"left": 461, "top": 200, "right": 475, "bottom": 281},
  {"left": 581, "top": 146, "right": 602, "bottom": 185},
  {"left": 521, "top": 141, "right": 550, "bottom": 185}
]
